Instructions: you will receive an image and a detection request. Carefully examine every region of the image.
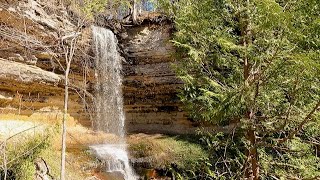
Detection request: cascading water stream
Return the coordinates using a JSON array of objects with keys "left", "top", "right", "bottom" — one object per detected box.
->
[{"left": 91, "top": 26, "right": 136, "bottom": 180}]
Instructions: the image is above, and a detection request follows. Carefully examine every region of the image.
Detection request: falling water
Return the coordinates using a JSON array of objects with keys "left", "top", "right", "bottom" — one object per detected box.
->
[{"left": 91, "top": 26, "right": 136, "bottom": 180}]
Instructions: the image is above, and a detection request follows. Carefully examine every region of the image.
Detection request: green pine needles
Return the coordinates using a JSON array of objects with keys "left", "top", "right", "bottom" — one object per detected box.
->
[{"left": 164, "top": 0, "right": 320, "bottom": 179}]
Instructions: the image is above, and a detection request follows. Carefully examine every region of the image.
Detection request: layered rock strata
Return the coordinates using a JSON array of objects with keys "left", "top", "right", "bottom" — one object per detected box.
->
[
  {"left": 121, "top": 23, "right": 197, "bottom": 134},
  {"left": 0, "top": 0, "right": 92, "bottom": 123}
]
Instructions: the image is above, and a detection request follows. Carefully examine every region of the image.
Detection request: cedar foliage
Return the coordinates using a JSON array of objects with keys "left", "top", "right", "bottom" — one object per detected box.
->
[
  {"left": 161, "top": 0, "right": 320, "bottom": 179},
  {"left": 81, "top": 0, "right": 131, "bottom": 17}
]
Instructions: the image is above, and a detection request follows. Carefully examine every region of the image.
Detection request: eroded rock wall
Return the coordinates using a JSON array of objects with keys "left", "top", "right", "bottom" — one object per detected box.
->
[
  {"left": 0, "top": 0, "right": 93, "bottom": 124},
  {"left": 0, "top": 1, "right": 196, "bottom": 134},
  {"left": 121, "top": 23, "right": 197, "bottom": 134}
]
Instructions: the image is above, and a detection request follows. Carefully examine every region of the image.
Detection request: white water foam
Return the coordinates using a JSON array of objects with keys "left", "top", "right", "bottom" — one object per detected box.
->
[{"left": 90, "top": 144, "right": 136, "bottom": 180}]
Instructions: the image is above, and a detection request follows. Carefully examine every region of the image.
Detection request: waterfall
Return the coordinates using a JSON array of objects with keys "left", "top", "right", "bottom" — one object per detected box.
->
[
  {"left": 91, "top": 26, "right": 136, "bottom": 180},
  {"left": 92, "top": 26, "right": 124, "bottom": 137}
]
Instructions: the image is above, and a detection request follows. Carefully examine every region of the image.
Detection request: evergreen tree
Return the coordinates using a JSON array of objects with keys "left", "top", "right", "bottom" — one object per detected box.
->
[{"left": 164, "top": 0, "right": 320, "bottom": 179}]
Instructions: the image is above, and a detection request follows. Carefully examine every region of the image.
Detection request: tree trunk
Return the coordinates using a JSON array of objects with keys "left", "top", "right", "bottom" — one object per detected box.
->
[
  {"left": 241, "top": 1, "right": 259, "bottom": 178},
  {"left": 60, "top": 63, "right": 70, "bottom": 180},
  {"left": 132, "top": 0, "right": 138, "bottom": 24},
  {"left": 246, "top": 128, "right": 259, "bottom": 180}
]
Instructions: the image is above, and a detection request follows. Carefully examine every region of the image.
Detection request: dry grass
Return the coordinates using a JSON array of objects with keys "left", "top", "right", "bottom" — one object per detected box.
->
[
  {"left": 0, "top": 113, "right": 99, "bottom": 179},
  {"left": 0, "top": 111, "right": 78, "bottom": 126}
]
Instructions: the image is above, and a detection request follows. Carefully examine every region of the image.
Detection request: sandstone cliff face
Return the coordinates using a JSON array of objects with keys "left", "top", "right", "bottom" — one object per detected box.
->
[
  {"left": 0, "top": 0, "right": 91, "bottom": 122},
  {"left": 121, "top": 23, "right": 197, "bottom": 134},
  {"left": 0, "top": 1, "right": 196, "bottom": 134}
]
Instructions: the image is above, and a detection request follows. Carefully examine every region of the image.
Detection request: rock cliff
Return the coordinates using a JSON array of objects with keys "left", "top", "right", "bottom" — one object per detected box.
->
[
  {"left": 0, "top": 1, "right": 197, "bottom": 134},
  {"left": 0, "top": 0, "right": 91, "bottom": 123},
  {"left": 121, "top": 22, "right": 197, "bottom": 134}
]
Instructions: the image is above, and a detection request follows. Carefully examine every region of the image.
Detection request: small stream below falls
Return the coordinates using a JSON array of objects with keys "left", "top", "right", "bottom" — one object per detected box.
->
[{"left": 91, "top": 26, "right": 137, "bottom": 180}]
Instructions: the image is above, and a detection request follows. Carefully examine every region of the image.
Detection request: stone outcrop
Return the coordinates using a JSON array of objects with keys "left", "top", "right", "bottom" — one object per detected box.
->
[
  {"left": 34, "top": 158, "right": 54, "bottom": 180},
  {"left": 0, "top": 58, "right": 60, "bottom": 84},
  {"left": 121, "top": 22, "right": 197, "bottom": 134}
]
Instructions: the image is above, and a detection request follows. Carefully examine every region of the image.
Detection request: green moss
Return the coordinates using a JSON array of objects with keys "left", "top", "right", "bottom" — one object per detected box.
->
[
  {"left": 157, "top": 136, "right": 209, "bottom": 169},
  {"left": 130, "top": 140, "right": 156, "bottom": 158},
  {"left": 129, "top": 135, "right": 209, "bottom": 171}
]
